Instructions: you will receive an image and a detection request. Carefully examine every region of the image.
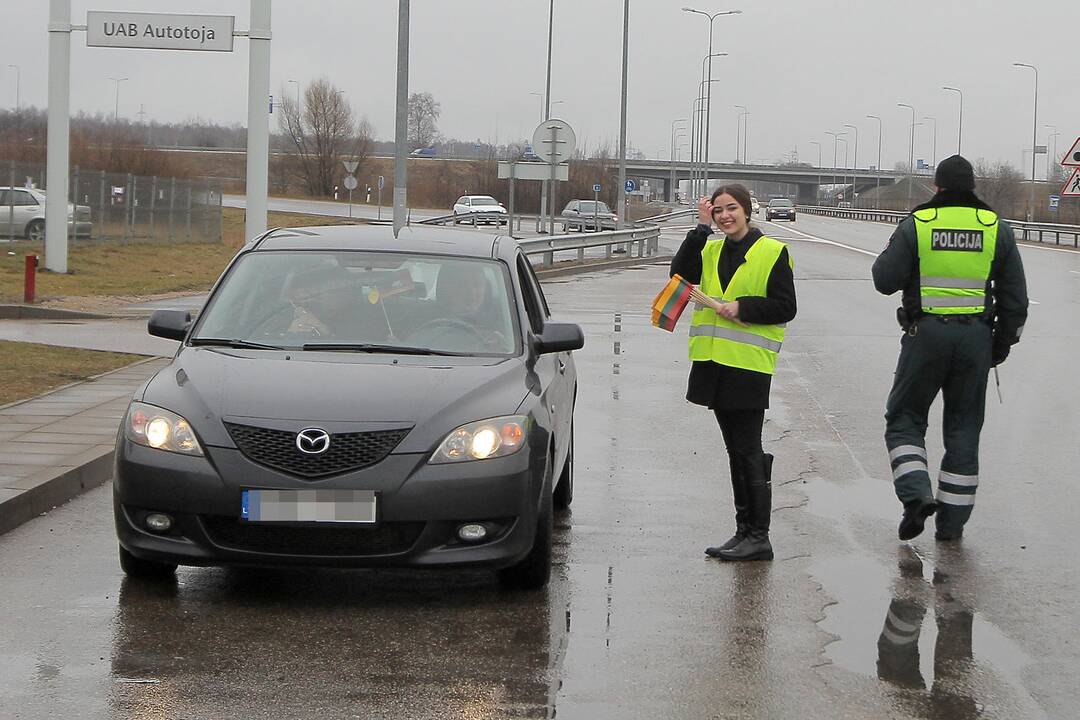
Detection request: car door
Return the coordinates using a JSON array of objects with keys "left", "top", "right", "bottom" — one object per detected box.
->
[
  {"left": 516, "top": 254, "right": 574, "bottom": 471},
  {"left": 12, "top": 190, "right": 39, "bottom": 235}
]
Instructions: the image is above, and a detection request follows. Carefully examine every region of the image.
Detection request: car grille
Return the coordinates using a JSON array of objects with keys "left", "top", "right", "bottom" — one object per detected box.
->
[
  {"left": 202, "top": 517, "right": 425, "bottom": 556},
  {"left": 223, "top": 422, "right": 411, "bottom": 479}
]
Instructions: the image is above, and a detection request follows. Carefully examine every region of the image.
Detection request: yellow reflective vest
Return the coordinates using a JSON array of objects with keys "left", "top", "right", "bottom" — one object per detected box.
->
[
  {"left": 914, "top": 206, "right": 997, "bottom": 315},
  {"left": 688, "top": 235, "right": 790, "bottom": 375}
]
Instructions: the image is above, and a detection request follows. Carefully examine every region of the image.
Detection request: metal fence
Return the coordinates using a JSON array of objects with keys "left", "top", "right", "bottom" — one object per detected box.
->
[
  {"left": 795, "top": 204, "right": 1080, "bottom": 248},
  {"left": 3, "top": 159, "right": 223, "bottom": 244}
]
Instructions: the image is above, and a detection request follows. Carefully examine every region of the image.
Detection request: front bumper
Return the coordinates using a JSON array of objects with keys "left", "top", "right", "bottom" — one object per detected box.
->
[{"left": 113, "top": 438, "right": 541, "bottom": 570}]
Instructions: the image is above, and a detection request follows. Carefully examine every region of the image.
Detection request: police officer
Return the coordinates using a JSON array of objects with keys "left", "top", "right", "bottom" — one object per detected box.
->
[
  {"left": 671, "top": 184, "right": 797, "bottom": 561},
  {"left": 872, "top": 155, "right": 1028, "bottom": 541}
]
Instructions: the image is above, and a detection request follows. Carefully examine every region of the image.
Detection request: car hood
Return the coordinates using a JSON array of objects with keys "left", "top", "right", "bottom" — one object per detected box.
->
[
  {"left": 467, "top": 206, "right": 506, "bottom": 213},
  {"left": 139, "top": 347, "right": 533, "bottom": 453}
]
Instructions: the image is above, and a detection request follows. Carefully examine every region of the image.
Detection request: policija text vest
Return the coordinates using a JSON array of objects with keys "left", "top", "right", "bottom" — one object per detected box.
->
[{"left": 914, "top": 206, "right": 997, "bottom": 315}]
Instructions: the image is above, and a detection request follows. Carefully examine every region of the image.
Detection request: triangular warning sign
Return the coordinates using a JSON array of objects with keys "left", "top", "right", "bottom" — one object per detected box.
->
[
  {"left": 1062, "top": 168, "right": 1080, "bottom": 197},
  {"left": 1060, "top": 137, "right": 1080, "bottom": 167}
]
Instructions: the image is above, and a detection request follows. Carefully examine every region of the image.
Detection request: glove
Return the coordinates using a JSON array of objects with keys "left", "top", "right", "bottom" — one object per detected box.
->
[{"left": 991, "top": 335, "right": 1011, "bottom": 367}]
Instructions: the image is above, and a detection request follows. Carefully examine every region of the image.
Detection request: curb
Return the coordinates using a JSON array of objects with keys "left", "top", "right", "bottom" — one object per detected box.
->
[
  {"left": 0, "top": 448, "right": 114, "bottom": 536},
  {"left": 0, "top": 304, "right": 110, "bottom": 320}
]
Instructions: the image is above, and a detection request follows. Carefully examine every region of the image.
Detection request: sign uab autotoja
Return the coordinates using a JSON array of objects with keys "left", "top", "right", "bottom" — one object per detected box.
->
[{"left": 86, "top": 11, "right": 235, "bottom": 52}]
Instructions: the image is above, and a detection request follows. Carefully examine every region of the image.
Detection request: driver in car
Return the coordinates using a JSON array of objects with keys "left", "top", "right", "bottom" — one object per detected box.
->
[{"left": 434, "top": 263, "right": 507, "bottom": 350}]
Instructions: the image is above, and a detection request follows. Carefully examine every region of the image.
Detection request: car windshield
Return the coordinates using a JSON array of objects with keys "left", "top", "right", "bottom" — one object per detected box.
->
[
  {"left": 192, "top": 251, "right": 520, "bottom": 356},
  {"left": 578, "top": 201, "right": 611, "bottom": 213},
  {"left": 769, "top": 199, "right": 793, "bottom": 207},
  {"left": 470, "top": 197, "right": 499, "bottom": 206}
]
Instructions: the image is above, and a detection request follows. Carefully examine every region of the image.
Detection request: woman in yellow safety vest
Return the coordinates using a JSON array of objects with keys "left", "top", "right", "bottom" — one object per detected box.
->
[{"left": 670, "top": 184, "right": 797, "bottom": 561}]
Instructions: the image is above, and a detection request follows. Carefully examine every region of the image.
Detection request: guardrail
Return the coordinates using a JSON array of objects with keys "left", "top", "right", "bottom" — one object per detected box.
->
[
  {"left": 795, "top": 205, "right": 1080, "bottom": 248},
  {"left": 419, "top": 211, "right": 509, "bottom": 227},
  {"left": 518, "top": 226, "right": 661, "bottom": 268},
  {"left": 634, "top": 208, "right": 696, "bottom": 225}
]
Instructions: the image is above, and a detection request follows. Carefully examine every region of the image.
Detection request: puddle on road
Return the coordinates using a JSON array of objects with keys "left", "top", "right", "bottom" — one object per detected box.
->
[{"left": 812, "top": 548, "right": 1047, "bottom": 719}]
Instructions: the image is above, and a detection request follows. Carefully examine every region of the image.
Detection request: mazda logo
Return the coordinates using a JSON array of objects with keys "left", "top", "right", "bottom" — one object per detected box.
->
[{"left": 295, "top": 428, "right": 331, "bottom": 455}]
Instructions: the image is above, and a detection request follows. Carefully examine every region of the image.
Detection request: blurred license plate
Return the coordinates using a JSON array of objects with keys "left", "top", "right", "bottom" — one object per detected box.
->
[{"left": 240, "top": 489, "right": 376, "bottom": 523}]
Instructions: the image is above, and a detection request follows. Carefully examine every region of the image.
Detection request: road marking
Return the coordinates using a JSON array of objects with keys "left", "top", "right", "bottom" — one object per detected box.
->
[
  {"left": 760, "top": 220, "right": 878, "bottom": 257},
  {"left": 1070, "top": 270, "right": 1080, "bottom": 274}
]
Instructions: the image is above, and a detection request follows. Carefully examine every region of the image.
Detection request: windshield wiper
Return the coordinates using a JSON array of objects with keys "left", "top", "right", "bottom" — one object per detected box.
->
[
  {"left": 302, "top": 342, "right": 470, "bottom": 356},
  {"left": 189, "top": 337, "right": 285, "bottom": 350}
]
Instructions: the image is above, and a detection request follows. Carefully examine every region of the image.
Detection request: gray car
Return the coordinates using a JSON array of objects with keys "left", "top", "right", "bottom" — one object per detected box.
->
[
  {"left": 0, "top": 186, "right": 92, "bottom": 241},
  {"left": 114, "top": 225, "right": 583, "bottom": 589},
  {"left": 561, "top": 199, "right": 618, "bottom": 231}
]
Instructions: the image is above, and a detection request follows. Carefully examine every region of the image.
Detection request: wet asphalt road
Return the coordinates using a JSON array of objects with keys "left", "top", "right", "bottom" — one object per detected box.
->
[{"left": 1, "top": 215, "right": 1077, "bottom": 718}]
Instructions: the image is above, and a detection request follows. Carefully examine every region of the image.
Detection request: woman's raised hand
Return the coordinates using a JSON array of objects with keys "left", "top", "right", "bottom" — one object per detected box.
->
[{"left": 697, "top": 196, "right": 713, "bottom": 226}]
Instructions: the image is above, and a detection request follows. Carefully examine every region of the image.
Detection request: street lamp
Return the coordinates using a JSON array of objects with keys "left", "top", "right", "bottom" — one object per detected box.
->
[
  {"left": 942, "top": 85, "right": 963, "bottom": 154},
  {"left": 528, "top": 92, "right": 544, "bottom": 123},
  {"left": 109, "top": 76, "right": 128, "bottom": 122},
  {"left": 898, "top": 102, "right": 916, "bottom": 207},
  {"left": 617, "top": 0, "right": 629, "bottom": 228},
  {"left": 1044, "top": 124, "right": 1060, "bottom": 181},
  {"left": 671, "top": 118, "right": 688, "bottom": 202},
  {"left": 696, "top": 51, "right": 728, "bottom": 191},
  {"left": 735, "top": 104, "right": 747, "bottom": 163},
  {"left": 1014, "top": 62, "right": 1039, "bottom": 221},
  {"left": 808, "top": 140, "right": 822, "bottom": 203},
  {"left": 683, "top": 7, "right": 741, "bottom": 195},
  {"left": 287, "top": 79, "right": 300, "bottom": 111},
  {"left": 6, "top": 65, "right": 18, "bottom": 113},
  {"left": 867, "top": 114, "right": 882, "bottom": 209},
  {"left": 843, "top": 122, "right": 859, "bottom": 206},
  {"left": 825, "top": 130, "right": 845, "bottom": 202}
]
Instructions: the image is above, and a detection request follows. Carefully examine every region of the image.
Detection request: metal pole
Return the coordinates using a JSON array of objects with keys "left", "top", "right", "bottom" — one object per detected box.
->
[
  {"left": 898, "top": 103, "right": 915, "bottom": 208},
  {"left": 169, "top": 175, "right": 176, "bottom": 241},
  {"left": 45, "top": 0, "right": 71, "bottom": 272},
  {"left": 943, "top": 86, "right": 963, "bottom": 154},
  {"left": 8, "top": 161, "right": 14, "bottom": 241},
  {"left": 809, "top": 141, "right": 821, "bottom": 204},
  {"left": 150, "top": 175, "right": 157, "bottom": 240},
  {"left": 735, "top": 105, "right": 746, "bottom": 164},
  {"left": 393, "top": 0, "right": 410, "bottom": 235},
  {"left": 508, "top": 166, "right": 516, "bottom": 238},
  {"left": 843, "top": 123, "right": 858, "bottom": 205},
  {"left": 96, "top": 170, "right": 105, "bottom": 241},
  {"left": 1014, "top": 62, "right": 1038, "bottom": 221},
  {"left": 616, "top": 0, "right": 628, "bottom": 229},
  {"left": 923, "top": 116, "right": 937, "bottom": 172},
  {"left": 867, "top": 115, "right": 882, "bottom": 209},
  {"left": 7, "top": 65, "right": 19, "bottom": 113},
  {"left": 245, "top": 0, "right": 271, "bottom": 241},
  {"left": 825, "top": 130, "right": 843, "bottom": 204}
]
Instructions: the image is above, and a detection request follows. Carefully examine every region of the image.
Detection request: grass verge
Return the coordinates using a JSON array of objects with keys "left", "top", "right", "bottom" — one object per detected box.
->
[{"left": 0, "top": 340, "right": 143, "bottom": 406}]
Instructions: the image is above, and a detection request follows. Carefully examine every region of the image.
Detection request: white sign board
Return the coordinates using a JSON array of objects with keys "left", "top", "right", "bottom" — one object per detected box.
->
[
  {"left": 342, "top": 160, "right": 359, "bottom": 173},
  {"left": 1060, "top": 137, "right": 1080, "bottom": 167},
  {"left": 498, "top": 162, "right": 569, "bottom": 182},
  {"left": 531, "top": 118, "right": 577, "bottom": 164},
  {"left": 87, "top": 12, "right": 235, "bottom": 52},
  {"left": 1061, "top": 168, "right": 1080, "bottom": 197},
  {"left": 343, "top": 176, "right": 358, "bottom": 191}
]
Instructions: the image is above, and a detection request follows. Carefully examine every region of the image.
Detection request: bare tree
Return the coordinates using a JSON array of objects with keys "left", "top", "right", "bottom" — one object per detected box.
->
[
  {"left": 407, "top": 92, "right": 441, "bottom": 149},
  {"left": 974, "top": 160, "right": 1023, "bottom": 215},
  {"left": 278, "top": 78, "right": 372, "bottom": 196}
]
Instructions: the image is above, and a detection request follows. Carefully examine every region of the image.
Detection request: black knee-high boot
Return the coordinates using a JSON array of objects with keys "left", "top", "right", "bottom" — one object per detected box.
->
[
  {"left": 719, "top": 453, "right": 774, "bottom": 561},
  {"left": 706, "top": 455, "right": 750, "bottom": 557}
]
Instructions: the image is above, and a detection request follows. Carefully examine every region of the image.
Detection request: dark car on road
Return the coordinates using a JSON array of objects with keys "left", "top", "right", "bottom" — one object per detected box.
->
[
  {"left": 114, "top": 225, "right": 584, "bottom": 589},
  {"left": 764, "top": 198, "right": 796, "bottom": 222},
  {"left": 561, "top": 199, "right": 618, "bottom": 232}
]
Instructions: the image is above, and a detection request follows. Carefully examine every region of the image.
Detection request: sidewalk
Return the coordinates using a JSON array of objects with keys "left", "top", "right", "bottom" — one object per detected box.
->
[{"left": 0, "top": 357, "right": 170, "bottom": 535}]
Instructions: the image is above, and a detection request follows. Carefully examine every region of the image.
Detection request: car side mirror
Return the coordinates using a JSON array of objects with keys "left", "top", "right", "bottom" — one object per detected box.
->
[
  {"left": 534, "top": 322, "right": 584, "bottom": 355},
  {"left": 148, "top": 309, "right": 192, "bottom": 341}
]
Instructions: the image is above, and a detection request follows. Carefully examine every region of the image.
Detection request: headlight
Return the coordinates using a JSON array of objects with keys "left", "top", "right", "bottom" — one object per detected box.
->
[
  {"left": 430, "top": 415, "right": 527, "bottom": 464},
  {"left": 125, "top": 401, "right": 204, "bottom": 456}
]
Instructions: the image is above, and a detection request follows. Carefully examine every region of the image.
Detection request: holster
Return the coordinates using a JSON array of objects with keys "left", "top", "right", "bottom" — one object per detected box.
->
[{"left": 896, "top": 307, "right": 913, "bottom": 332}]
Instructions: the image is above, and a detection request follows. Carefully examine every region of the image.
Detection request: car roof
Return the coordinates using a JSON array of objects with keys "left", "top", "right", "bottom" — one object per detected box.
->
[
  {"left": 464, "top": 195, "right": 497, "bottom": 200},
  {"left": 253, "top": 224, "right": 514, "bottom": 261}
]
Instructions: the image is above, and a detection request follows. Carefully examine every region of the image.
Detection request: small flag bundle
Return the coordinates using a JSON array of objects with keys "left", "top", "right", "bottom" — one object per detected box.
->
[{"left": 651, "top": 274, "right": 694, "bottom": 332}]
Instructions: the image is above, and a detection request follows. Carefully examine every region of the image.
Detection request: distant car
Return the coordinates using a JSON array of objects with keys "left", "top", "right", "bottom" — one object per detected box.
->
[
  {"left": 452, "top": 195, "right": 508, "bottom": 225},
  {"left": 113, "top": 224, "right": 584, "bottom": 590},
  {"left": 764, "top": 198, "right": 796, "bottom": 222},
  {"left": 521, "top": 145, "right": 543, "bottom": 162},
  {"left": 0, "top": 187, "right": 92, "bottom": 241},
  {"left": 410, "top": 147, "right": 437, "bottom": 158},
  {"left": 751, "top": 196, "right": 760, "bottom": 215},
  {"left": 561, "top": 200, "right": 617, "bottom": 232}
]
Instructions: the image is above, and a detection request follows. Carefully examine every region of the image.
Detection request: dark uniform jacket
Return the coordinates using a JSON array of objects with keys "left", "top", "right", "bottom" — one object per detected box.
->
[
  {"left": 871, "top": 190, "right": 1029, "bottom": 362},
  {"left": 670, "top": 225, "right": 797, "bottom": 409}
]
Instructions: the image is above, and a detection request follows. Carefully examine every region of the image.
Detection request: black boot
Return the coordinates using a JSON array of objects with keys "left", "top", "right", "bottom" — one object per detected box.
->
[
  {"left": 898, "top": 497, "right": 938, "bottom": 541},
  {"left": 705, "top": 455, "right": 750, "bottom": 557},
  {"left": 720, "top": 453, "right": 774, "bottom": 562}
]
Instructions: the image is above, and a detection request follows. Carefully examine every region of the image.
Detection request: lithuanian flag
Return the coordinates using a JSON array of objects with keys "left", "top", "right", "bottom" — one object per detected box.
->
[{"left": 651, "top": 274, "right": 694, "bottom": 332}]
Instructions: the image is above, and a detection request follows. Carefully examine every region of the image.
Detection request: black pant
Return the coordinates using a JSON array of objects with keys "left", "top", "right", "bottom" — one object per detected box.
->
[{"left": 713, "top": 408, "right": 765, "bottom": 459}]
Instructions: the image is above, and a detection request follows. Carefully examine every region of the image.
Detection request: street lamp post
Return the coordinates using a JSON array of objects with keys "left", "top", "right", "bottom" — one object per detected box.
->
[
  {"left": 529, "top": 92, "right": 543, "bottom": 123},
  {"left": 696, "top": 51, "right": 727, "bottom": 193},
  {"left": 1044, "top": 125, "right": 1060, "bottom": 182},
  {"left": 287, "top": 78, "right": 300, "bottom": 112},
  {"left": 392, "top": 0, "right": 410, "bottom": 235},
  {"left": 867, "top": 114, "right": 882, "bottom": 209},
  {"left": 898, "top": 102, "right": 916, "bottom": 208},
  {"left": 109, "top": 76, "right": 128, "bottom": 122},
  {"left": 843, "top": 123, "right": 859, "bottom": 206},
  {"left": 617, "top": 0, "right": 629, "bottom": 228},
  {"left": 825, "top": 130, "right": 844, "bottom": 204},
  {"left": 683, "top": 7, "right": 741, "bottom": 196},
  {"left": 734, "top": 104, "right": 747, "bottom": 163},
  {"left": 942, "top": 85, "right": 963, "bottom": 154},
  {"left": 808, "top": 140, "right": 821, "bottom": 203},
  {"left": 1014, "top": 62, "right": 1039, "bottom": 221},
  {"left": 923, "top": 116, "right": 937, "bottom": 171},
  {"left": 6, "top": 65, "right": 18, "bottom": 112},
  {"left": 671, "top": 118, "right": 687, "bottom": 202}
]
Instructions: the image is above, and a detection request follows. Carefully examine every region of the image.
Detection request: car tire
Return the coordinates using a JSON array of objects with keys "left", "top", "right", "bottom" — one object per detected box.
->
[
  {"left": 119, "top": 544, "right": 177, "bottom": 580},
  {"left": 497, "top": 458, "right": 553, "bottom": 590},
  {"left": 553, "top": 424, "right": 574, "bottom": 510},
  {"left": 25, "top": 220, "right": 44, "bottom": 243}
]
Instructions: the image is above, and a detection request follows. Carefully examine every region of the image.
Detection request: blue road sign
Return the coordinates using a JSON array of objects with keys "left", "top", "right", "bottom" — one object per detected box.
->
[
  {"left": 593, "top": 184, "right": 602, "bottom": 193},
  {"left": 1050, "top": 195, "right": 1060, "bottom": 211},
  {"left": 625, "top": 179, "right": 636, "bottom": 193}
]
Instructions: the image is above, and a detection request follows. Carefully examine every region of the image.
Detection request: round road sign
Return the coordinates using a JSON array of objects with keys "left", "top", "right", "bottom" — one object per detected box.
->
[
  {"left": 625, "top": 179, "right": 636, "bottom": 193},
  {"left": 531, "top": 118, "right": 577, "bottom": 164},
  {"left": 343, "top": 175, "right": 358, "bottom": 191}
]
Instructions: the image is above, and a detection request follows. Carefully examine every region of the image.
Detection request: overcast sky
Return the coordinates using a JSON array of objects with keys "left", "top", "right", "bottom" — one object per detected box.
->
[{"left": 2, "top": 0, "right": 1076, "bottom": 176}]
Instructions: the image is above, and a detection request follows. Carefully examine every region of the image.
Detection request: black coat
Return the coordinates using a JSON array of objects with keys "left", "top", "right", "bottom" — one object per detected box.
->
[{"left": 670, "top": 225, "right": 797, "bottom": 409}]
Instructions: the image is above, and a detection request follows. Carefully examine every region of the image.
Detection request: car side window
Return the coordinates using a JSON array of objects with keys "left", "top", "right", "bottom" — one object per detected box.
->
[
  {"left": 518, "top": 254, "right": 551, "bottom": 321},
  {"left": 516, "top": 256, "right": 545, "bottom": 334},
  {"left": 13, "top": 190, "right": 36, "bottom": 206}
]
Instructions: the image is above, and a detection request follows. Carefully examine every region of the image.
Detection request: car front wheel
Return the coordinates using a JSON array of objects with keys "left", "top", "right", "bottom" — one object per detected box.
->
[
  {"left": 497, "top": 459, "right": 553, "bottom": 590},
  {"left": 25, "top": 220, "right": 45, "bottom": 243},
  {"left": 119, "top": 544, "right": 177, "bottom": 580},
  {"left": 553, "top": 424, "right": 573, "bottom": 509}
]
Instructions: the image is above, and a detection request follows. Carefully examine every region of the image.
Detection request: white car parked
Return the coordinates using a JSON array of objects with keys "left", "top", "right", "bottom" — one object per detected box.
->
[
  {"left": 1, "top": 187, "right": 92, "bottom": 241},
  {"left": 452, "top": 195, "right": 507, "bottom": 225}
]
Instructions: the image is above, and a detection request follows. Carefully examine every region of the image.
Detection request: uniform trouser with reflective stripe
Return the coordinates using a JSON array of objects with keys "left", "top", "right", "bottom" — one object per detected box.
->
[{"left": 884, "top": 318, "right": 991, "bottom": 534}]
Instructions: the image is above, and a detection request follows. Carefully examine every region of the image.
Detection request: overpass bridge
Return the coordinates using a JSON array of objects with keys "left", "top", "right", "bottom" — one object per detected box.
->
[{"left": 616, "top": 158, "right": 904, "bottom": 203}]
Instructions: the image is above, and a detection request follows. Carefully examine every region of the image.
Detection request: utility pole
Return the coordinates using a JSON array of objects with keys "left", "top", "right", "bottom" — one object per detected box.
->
[
  {"left": 1013, "top": 62, "right": 1039, "bottom": 221},
  {"left": 244, "top": 0, "right": 271, "bottom": 242},
  {"left": 898, "top": 103, "right": 916, "bottom": 208},
  {"left": 867, "top": 114, "right": 882, "bottom": 209},
  {"left": 616, "top": 0, "right": 629, "bottom": 229},
  {"left": 393, "top": 0, "right": 410, "bottom": 235}
]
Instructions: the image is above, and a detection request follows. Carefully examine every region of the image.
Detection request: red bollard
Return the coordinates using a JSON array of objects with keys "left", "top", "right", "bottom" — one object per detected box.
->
[{"left": 24, "top": 254, "right": 37, "bottom": 304}]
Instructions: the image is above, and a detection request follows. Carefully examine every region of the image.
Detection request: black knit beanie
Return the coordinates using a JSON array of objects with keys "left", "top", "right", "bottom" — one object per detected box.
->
[{"left": 934, "top": 155, "right": 976, "bottom": 191}]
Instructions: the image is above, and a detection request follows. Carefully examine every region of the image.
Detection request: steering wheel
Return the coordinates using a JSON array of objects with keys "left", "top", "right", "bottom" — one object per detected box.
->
[{"left": 406, "top": 317, "right": 489, "bottom": 347}]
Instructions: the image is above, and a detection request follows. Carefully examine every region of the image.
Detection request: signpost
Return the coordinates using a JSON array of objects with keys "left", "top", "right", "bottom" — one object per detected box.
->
[
  {"left": 342, "top": 159, "right": 359, "bottom": 218},
  {"left": 593, "top": 184, "right": 601, "bottom": 232},
  {"left": 532, "top": 118, "right": 576, "bottom": 234},
  {"left": 498, "top": 161, "right": 569, "bottom": 237},
  {"left": 377, "top": 175, "right": 385, "bottom": 220}
]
